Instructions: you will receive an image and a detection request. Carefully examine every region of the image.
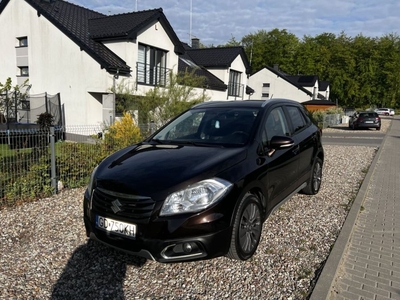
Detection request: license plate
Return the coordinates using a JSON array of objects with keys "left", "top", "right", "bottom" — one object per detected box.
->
[
  {"left": 96, "top": 215, "right": 136, "bottom": 239},
  {"left": 365, "top": 121, "right": 373, "bottom": 123}
]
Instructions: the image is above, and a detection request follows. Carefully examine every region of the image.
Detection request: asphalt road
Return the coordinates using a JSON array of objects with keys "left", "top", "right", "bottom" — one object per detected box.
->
[{"left": 322, "top": 128, "right": 385, "bottom": 147}]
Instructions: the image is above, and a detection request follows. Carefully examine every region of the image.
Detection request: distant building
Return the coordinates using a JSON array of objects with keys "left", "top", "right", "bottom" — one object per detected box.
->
[{"left": 248, "top": 64, "right": 331, "bottom": 103}]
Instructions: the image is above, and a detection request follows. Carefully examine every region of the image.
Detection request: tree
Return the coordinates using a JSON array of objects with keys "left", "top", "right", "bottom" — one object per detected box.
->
[
  {"left": 113, "top": 70, "right": 210, "bottom": 132},
  {"left": 241, "top": 29, "right": 300, "bottom": 73},
  {"left": 138, "top": 69, "right": 210, "bottom": 127},
  {"left": 0, "top": 77, "right": 30, "bottom": 123}
]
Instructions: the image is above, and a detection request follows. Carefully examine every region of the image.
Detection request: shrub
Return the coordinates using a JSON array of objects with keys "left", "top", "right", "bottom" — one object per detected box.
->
[
  {"left": 4, "top": 159, "right": 53, "bottom": 203},
  {"left": 56, "top": 142, "right": 103, "bottom": 189},
  {"left": 103, "top": 112, "right": 142, "bottom": 152}
]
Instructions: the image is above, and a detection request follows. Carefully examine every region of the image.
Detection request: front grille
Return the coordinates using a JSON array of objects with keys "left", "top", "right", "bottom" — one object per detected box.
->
[{"left": 92, "top": 187, "right": 155, "bottom": 224}]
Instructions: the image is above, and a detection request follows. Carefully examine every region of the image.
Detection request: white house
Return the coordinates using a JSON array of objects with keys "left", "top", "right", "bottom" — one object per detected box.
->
[
  {"left": 180, "top": 39, "right": 252, "bottom": 101},
  {"left": 0, "top": 0, "right": 253, "bottom": 127},
  {"left": 248, "top": 65, "right": 330, "bottom": 102}
]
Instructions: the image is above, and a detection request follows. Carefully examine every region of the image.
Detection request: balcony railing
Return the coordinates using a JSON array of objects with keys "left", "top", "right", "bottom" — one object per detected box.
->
[
  {"left": 228, "top": 81, "right": 244, "bottom": 98},
  {"left": 136, "top": 62, "right": 170, "bottom": 87}
]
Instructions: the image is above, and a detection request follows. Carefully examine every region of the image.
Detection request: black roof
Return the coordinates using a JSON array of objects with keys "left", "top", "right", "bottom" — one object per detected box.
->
[
  {"left": 254, "top": 66, "right": 313, "bottom": 97},
  {"left": 178, "top": 45, "right": 253, "bottom": 93},
  {"left": 286, "top": 75, "right": 318, "bottom": 87},
  {"left": 0, "top": 0, "right": 184, "bottom": 76},
  {"left": 178, "top": 56, "right": 227, "bottom": 92},
  {"left": 185, "top": 46, "right": 251, "bottom": 74},
  {"left": 319, "top": 81, "right": 330, "bottom": 91}
]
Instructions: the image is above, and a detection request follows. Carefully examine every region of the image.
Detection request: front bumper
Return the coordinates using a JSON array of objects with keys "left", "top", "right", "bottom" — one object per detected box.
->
[{"left": 83, "top": 190, "right": 234, "bottom": 263}]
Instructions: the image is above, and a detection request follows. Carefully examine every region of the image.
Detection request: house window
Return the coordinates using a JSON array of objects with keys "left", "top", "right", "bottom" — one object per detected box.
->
[
  {"left": 19, "top": 67, "right": 29, "bottom": 76},
  {"left": 262, "top": 83, "right": 270, "bottom": 87},
  {"left": 17, "top": 37, "right": 28, "bottom": 47},
  {"left": 137, "top": 44, "right": 168, "bottom": 86},
  {"left": 262, "top": 93, "right": 269, "bottom": 98},
  {"left": 228, "top": 70, "right": 242, "bottom": 97}
]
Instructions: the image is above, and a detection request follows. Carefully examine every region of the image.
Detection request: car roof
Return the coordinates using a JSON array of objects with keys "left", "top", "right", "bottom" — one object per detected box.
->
[{"left": 192, "top": 98, "right": 302, "bottom": 109}]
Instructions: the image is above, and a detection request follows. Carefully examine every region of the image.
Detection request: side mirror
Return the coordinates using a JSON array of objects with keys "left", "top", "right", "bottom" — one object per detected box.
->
[
  {"left": 269, "top": 135, "right": 294, "bottom": 150},
  {"left": 260, "top": 135, "right": 295, "bottom": 157}
]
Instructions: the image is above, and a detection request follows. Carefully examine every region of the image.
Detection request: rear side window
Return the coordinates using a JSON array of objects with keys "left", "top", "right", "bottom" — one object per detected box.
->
[{"left": 286, "top": 106, "right": 307, "bottom": 133}]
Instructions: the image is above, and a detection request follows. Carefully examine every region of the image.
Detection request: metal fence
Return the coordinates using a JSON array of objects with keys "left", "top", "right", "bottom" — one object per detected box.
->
[
  {"left": 322, "top": 114, "right": 342, "bottom": 128},
  {"left": 0, "top": 113, "right": 343, "bottom": 207},
  {"left": 0, "top": 125, "right": 103, "bottom": 207}
]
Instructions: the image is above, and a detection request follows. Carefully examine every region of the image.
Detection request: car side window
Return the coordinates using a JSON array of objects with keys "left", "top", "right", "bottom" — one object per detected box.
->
[
  {"left": 262, "top": 107, "right": 289, "bottom": 145},
  {"left": 287, "top": 106, "right": 306, "bottom": 134}
]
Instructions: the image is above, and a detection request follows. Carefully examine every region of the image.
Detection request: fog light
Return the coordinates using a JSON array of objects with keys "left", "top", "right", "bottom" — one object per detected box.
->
[{"left": 183, "top": 243, "right": 193, "bottom": 253}]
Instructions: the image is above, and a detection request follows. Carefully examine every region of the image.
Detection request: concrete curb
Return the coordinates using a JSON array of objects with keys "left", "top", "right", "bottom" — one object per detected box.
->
[{"left": 309, "top": 122, "right": 392, "bottom": 300}]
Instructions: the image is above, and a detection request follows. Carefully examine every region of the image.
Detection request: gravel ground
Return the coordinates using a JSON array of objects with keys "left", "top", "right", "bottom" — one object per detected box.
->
[{"left": 0, "top": 139, "right": 382, "bottom": 299}]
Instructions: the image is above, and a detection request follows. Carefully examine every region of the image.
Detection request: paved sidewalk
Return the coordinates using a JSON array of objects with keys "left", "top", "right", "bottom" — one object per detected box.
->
[{"left": 311, "top": 116, "right": 400, "bottom": 300}]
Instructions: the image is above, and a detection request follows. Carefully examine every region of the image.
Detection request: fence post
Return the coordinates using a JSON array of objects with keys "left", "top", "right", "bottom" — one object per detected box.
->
[{"left": 50, "top": 126, "right": 57, "bottom": 194}]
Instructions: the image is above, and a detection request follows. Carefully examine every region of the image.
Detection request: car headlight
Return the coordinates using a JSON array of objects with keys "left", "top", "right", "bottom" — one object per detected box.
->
[
  {"left": 160, "top": 178, "right": 233, "bottom": 216},
  {"left": 87, "top": 166, "right": 98, "bottom": 198}
]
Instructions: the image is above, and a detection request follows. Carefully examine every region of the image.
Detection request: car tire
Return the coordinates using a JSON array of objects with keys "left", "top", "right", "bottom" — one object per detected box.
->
[
  {"left": 301, "top": 157, "right": 323, "bottom": 195},
  {"left": 227, "top": 193, "right": 262, "bottom": 261},
  {"left": 377, "top": 126, "right": 381, "bottom": 131}
]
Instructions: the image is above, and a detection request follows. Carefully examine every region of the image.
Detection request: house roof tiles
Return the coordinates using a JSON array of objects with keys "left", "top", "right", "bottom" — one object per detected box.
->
[
  {"left": 178, "top": 52, "right": 227, "bottom": 92},
  {"left": 185, "top": 46, "right": 251, "bottom": 74},
  {"left": 1, "top": 0, "right": 184, "bottom": 75},
  {"left": 88, "top": 9, "right": 164, "bottom": 40}
]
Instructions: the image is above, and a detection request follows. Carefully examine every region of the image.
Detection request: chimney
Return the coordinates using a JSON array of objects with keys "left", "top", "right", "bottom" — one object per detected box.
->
[
  {"left": 273, "top": 64, "right": 279, "bottom": 71},
  {"left": 191, "top": 38, "right": 200, "bottom": 49}
]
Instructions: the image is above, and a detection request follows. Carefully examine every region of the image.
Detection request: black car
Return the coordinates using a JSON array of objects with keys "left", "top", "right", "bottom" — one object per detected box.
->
[
  {"left": 84, "top": 99, "right": 324, "bottom": 262},
  {"left": 348, "top": 111, "right": 381, "bottom": 130}
]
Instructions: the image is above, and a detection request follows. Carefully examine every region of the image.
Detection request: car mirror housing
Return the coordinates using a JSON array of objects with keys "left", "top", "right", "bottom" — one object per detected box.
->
[{"left": 269, "top": 136, "right": 294, "bottom": 150}]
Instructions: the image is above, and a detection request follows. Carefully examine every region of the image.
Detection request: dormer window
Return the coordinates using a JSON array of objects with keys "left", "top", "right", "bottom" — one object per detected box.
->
[{"left": 17, "top": 37, "right": 28, "bottom": 47}]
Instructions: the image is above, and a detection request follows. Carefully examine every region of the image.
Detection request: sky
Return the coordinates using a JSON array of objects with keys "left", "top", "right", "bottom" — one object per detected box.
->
[{"left": 67, "top": 0, "right": 400, "bottom": 46}]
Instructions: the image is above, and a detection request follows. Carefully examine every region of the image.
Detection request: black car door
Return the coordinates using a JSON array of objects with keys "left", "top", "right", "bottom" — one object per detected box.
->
[
  {"left": 284, "top": 105, "right": 316, "bottom": 186},
  {"left": 257, "top": 106, "right": 299, "bottom": 213}
]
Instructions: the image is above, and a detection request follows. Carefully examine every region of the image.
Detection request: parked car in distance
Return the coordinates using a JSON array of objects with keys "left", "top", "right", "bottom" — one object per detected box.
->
[
  {"left": 84, "top": 99, "right": 324, "bottom": 263},
  {"left": 375, "top": 108, "right": 394, "bottom": 116},
  {"left": 349, "top": 111, "right": 381, "bottom": 130}
]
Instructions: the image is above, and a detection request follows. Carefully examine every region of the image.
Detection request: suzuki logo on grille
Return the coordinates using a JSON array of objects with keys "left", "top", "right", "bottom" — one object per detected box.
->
[{"left": 111, "top": 199, "right": 122, "bottom": 214}]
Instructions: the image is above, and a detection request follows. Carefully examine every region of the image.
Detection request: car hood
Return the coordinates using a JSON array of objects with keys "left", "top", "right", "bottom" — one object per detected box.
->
[{"left": 95, "top": 143, "right": 247, "bottom": 199}]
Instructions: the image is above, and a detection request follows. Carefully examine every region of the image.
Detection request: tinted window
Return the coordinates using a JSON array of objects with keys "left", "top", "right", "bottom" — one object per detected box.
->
[
  {"left": 359, "top": 112, "right": 378, "bottom": 118},
  {"left": 262, "top": 107, "right": 289, "bottom": 144},
  {"left": 287, "top": 106, "right": 306, "bottom": 133},
  {"left": 154, "top": 108, "right": 259, "bottom": 145}
]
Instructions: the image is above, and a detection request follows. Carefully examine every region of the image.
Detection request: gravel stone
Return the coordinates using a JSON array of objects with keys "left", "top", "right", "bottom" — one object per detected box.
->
[{"left": 0, "top": 141, "right": 379, "bottom": 299}]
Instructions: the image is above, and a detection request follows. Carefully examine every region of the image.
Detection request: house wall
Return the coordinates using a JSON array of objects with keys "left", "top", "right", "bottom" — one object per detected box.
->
[
  {"left": 248, "top": 68, "right": 312, "bottom": 102},
  {"left": 304, "top": 82, "right": 319, "bottom": 99},
  {"left": 0, "top": 0, "right": 113, "bottom": 126},
  {"left": 104, "top": 20, "right": 179, "bottom": 76},
  {"left": 206, "top": 55, "right": 248, "bottom": 101}
]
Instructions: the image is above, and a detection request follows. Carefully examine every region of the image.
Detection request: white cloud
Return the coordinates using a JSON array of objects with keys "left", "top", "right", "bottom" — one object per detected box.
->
[{"left": 68, "top": 0, "right": 400, "bottom": 45}]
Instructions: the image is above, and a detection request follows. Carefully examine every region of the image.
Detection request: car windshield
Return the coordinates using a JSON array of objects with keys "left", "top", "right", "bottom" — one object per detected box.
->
[{"left": 152, "top": 107, "right": 260, "bottom": 145}]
